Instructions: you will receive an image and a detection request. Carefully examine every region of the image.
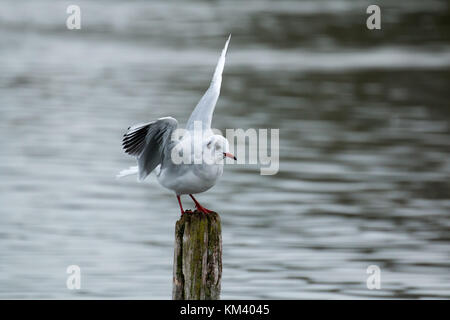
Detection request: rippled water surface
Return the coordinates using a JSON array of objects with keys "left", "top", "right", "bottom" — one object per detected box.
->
[{"left": 0, "top": 0, "right": 449, "bottom": 299}]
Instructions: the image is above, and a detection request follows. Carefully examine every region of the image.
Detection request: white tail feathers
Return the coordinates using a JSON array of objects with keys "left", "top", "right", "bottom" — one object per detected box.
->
[{"left": 116, "top": 166, "right": 138, "bottom": 179}]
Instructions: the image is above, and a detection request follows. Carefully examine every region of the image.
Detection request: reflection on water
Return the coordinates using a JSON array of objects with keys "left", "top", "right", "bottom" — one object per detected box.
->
[{"left": 0, "top": 0, "right": 449, "bottom": 299}]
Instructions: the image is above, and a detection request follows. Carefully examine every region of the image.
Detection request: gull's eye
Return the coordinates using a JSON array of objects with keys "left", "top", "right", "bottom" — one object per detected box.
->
[{"left": 207, "top": 141, "right": 212, "bottom": 149}]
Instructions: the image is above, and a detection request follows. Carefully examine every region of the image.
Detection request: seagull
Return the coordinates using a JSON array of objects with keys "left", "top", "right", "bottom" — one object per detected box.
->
[{"left": 117, "top": 35, "right": 236, "bottom": 215}]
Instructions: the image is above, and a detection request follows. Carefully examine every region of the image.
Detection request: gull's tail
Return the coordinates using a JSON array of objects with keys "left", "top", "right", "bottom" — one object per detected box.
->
[{"left": 116, "top": 166, "right": 138, "bottom": 179}]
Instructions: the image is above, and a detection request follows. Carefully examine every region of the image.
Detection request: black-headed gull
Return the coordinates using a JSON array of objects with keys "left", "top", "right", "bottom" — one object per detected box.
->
[{"left": 117, "top": 35, "right": 236, "bottom": 215}]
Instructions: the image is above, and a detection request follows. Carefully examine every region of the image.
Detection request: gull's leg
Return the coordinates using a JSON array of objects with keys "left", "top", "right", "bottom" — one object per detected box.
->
[
  {"left": 176, "top": 195, "right": 185, "bottom": 215},
  {"left": 189, "top": 194, "right": 213, "bottom": 214}
]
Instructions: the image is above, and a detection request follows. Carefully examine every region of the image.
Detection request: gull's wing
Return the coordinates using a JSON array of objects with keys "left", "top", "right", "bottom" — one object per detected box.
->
[
  {"left": 185, "top": 35, "right": 231, "bottom": 131},
  {"left": 122, "top": 117, "right": 178, "bottom": 180}
]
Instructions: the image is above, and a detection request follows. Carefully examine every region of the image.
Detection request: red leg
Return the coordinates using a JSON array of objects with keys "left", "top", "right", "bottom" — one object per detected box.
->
[
  {"left": 189, "top": 194, "right": 214, "bottom": 214},
  {"left": 176, "top": 195, "right": 185, "bottom": 215}
]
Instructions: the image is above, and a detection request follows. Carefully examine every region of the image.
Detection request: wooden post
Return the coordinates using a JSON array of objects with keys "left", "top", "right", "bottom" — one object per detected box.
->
[{"left": 172, "top": 210, "right": 222, "bottom": 300}]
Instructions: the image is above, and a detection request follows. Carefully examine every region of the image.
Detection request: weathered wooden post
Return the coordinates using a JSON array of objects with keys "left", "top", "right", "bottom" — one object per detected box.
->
[{"left": 172, "top": 210, "right": 222, "bottom": 300}]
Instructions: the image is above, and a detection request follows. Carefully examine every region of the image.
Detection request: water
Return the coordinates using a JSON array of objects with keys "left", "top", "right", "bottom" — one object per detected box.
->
[{"left": 0, "top": 0, "right": 449, "bottom": 299}]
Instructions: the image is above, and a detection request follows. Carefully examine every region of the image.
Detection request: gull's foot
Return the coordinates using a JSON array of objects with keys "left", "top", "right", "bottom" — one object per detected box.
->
[
  {"left": 188, "top": 194, "right": 214, "bottom": 214},
  {"left": 195, "top": 205, "right": 214, "bottom": 214}
]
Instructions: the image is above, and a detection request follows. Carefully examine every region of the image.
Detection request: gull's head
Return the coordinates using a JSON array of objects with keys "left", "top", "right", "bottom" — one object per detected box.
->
[{"left": 205, "top": 135, "right": 236, "bottom": 163}]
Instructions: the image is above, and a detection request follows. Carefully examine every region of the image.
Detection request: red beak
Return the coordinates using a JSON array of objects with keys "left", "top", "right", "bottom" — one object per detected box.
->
[{"left": 223, "top": 152, "right": 237, "bottom": 160}]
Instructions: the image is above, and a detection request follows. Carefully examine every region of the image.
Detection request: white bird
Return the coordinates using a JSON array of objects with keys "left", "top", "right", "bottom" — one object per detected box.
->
[{"left": 117, "top": 35, "right": 236, "bottom": 215}]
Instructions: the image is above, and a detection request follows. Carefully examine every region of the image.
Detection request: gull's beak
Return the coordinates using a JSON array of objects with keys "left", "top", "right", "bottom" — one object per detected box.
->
[{"left": 223, "top": 152, "right": 237, "bottom": 160}]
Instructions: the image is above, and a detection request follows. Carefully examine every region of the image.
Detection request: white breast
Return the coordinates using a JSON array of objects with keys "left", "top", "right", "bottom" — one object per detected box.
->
[{"left": 157, "top": 163, "right": 223, "bottom": 195}]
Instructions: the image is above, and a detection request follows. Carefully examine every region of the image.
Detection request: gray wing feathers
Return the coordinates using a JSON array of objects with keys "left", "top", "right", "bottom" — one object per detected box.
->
[
  {"left": 122, "top": 117, "right": 178, "bottom": 181},
  {"left": 122, "top": 122, "right": 152, "bottom": 156}
]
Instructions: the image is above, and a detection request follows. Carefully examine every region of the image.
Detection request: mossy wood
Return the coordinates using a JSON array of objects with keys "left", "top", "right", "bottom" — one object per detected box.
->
[{"left": 172, "top": 211, "right": 222, "bottom": 300}]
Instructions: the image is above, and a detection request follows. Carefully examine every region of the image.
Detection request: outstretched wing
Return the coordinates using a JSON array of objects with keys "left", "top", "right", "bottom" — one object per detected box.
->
[
  {"left": 123, "top": 122, "right": 152, "bottom": 156},
  {"left": 185, "top": 34, "right": 231, "bottom": 131},
  {"left": 122, "top": 117, "right": 178, "bottom": 180}
]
